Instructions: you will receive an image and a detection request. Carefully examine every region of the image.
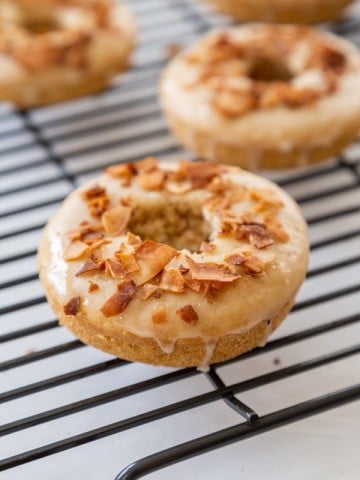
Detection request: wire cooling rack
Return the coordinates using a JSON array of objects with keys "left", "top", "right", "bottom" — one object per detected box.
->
[{"left": 0, "top": 1, "right": 359, "bottom": 479}]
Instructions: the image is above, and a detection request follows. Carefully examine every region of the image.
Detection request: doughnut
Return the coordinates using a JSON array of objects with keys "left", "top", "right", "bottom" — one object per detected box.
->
[
  {"left": 160, "top": 25, "right": 360, "bottom": 170},
  {"left": 38, "top": 157, "right": 309, "bottom": 368},
  {"left": 202, "top": 0, "right": 354, "bottom": 24},
  {"left": 0, "top": 0, "right": 136, "bottom": 107}
]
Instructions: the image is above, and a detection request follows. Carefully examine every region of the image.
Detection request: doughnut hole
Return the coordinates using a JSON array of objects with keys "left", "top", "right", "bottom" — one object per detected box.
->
[
  {"left": 248, "top": 56, "right": 294, "bottom": 82},
  {"left": 24, "top": 19, "right": 60, "bottom": 34},
  {"left": 12, "top": 6, "right": 61, "bottom": 34},
  {"left": 128, "top": 199, "right": 212, "bottom": 252}
]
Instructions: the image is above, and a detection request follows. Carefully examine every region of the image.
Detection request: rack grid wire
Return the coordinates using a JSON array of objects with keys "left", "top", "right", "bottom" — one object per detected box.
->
[{"left": 0, "top": 1, "right": 359, "bottom": 479}]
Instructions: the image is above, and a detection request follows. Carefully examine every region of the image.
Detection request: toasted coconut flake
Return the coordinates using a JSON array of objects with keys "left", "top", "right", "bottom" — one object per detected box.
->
[
  {"left": 75, "top": 258, "right": 101, "bottom": 277},
  {"left": 87, "top": 196, "right": 109, "bottom": 218},
  {"left": 106, "top": 164, "right": 134, "bottom": 186},
  {"left": 63, "top": 296, "right": 81, "bottom": 316},
  {"left": 114, "top": 252, "right": 140, "bottom": 274},
  {"left": 106, "top": 164, "right": 133, "bottom": 178},
  {"left": 230, "top": 188, "right": 248, "bottom": 204},
  {"left": 221, "top": 210, "right": 255, "bottom": 226},
  {"left": 88, "top": 281, "right": 99, "bottom": 293},
  {"left": 249, "top": 188, "right": 283, "bottom": 209},
  {"left": 75, "top": 259, "right": 96, "bottom": 276},
  {"left": 68, "top": 222, "right": 104, "bottom": 243},
  {"left": 200, "top": 242, "right": 216, "bottom": 253},
  {"left": 160, "top": 268, "right": 185, "bottom": 292},
  {"left": 83, "top": 185, "right": 106, "bottom": 200},
  {"left": 183, "top": 162, "right": 221, "bottom": 188},
  {"left": 225, "top": 251, "right": 246, "bottom": 266},
  {"left": 152, "top": 308, "right": 167, "bottom": 324},
  {"left": 105, "top": 258, "right": 127, "bottom": 279},
  {"left": 176, "top": 305, "right": 199, "bottom": 325},
  {"left": 139, "top": 283, "right": 162, "bottom": 300},
  {"left": 213, "top": 90, "right": 256, "bottom": 117},
  {"left": 225, "top": 249, "right": 265, "bottom": 276},
  {"left": 183, "top": 277, "right": 202, "bottom": 292},
  {"left": 219, "top": 210, "right": 256, "bottom": 233},
  {"left": 88, "top": 242, "right": 106, "bottom": 266},
  {"left": 237, "top": 224, "right": 274, "bottom": 249},
  {"left": 82, "top": 185, "right": 109, "bottom": 218},
  {"left": 120, "top": 197, "right": 131, "bottom": 207},
  {"left": 203, "top": 280, "right": 227, "bottom": 301},
  {"left": 64, "top": 240, "right": 89, "bottom": 261},
  {"left": 137, "top": 170, "right": 166, "bottom": 191},
  {"left": 203, "top": 195, "right": 231, "bottom": 213},
  {"left": 178, "top": 265, "right": 190, "bottom": 275},
  {"left": 82, "top": 230, "right": 105, "bottom": 244},
  {"left": 206, "top": 176, "right": 226, "bottom": 195},
  {"left": 100, "top": 280, "right": 136, "bottom": 317},
  {"left": 135, "top": 156, "right": 159, "bottom": 173},
  {"left": 176, "top": 159, "right": 192, "bottom": 181},
  {"left": 126, "top": 231, "right": 142, "bottom": 246},
  {"left": 243, "top": 256, "right": 264, "bottom": 276},
  {"left": 132, "top": 240, "right": 178, "bottom": 285},
  {"left": 101, "top": 205, "right": 132, "bottom": 236},
  {"left": 264, "top": 214, "right": 289, "bottom": 242},
  {"left": 321, "top": 45, "right": 346, "bottom": 73},
  {"left": 88, "top": 238, "right": 110, "bottom": 252},
  {"left": 185, "top": 256, "right": 239, "bottom": 282}
]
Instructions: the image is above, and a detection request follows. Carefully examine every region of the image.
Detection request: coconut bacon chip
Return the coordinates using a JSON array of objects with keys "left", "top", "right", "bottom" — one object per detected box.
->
[
  {"left": 237, "top": 224, "right": 274, "bottom": 249},
  {"left": 114, "top": 252, "right": 140, "bottom": 274},
  {"left": 185, "top": 256, "right": 239, "bottom": 282},
  {"left": 137, "top": 170, "right": 166, "bottom": 191},
  {"left": 131, "top": 240, "right": 178, "bottom": 285},
  {"left": 200, "top": 242, "right": 216, "bottom": 253},
  {"left": 126, "top": 231, "right": 142, "bottom": 246},
  {"left": 249, "top": 188, "right": 284, "bottom": 210},
  {"left": 139, "top": 283, "right": 162, "bottom": 300},
  {"left": 183, "top": 162, "right": 221, "bottom": 188},
  {"left": 83, "top": 185, "right": 107, "bottom": 200},
  {"left": 105, "top": 258, "right": 127, "bottom": 279},
  {"left": 225, "top": 251, "right": 246, "bottom": 266},
  {"left": 176, "top": 305, "right": 199, "bottom": 325},
  {"left": 106, "top": 163, "right": 134, "bottom": 179},
  {"left": 63, "top": 296, "right": 81, "bottom": 316},
  {"left": 152, "top": 308, "right": 167, "bottom": 324},
  {"left": 160, "top": 268, "right": 185, "bottom": 292},
  {"left": 88, "top": 281, "right": 99, "bottom": 293},
  {"left": 243, "top": 256, "right": 264, "bottom": 276},
  {"left": 263, "top": 214, "right": 289, "bottom": 243},
  {"left": 64, "top": 240, "right": 89, "bottom": 261},
  {"left": 100, "top": 279, "right": 136, "bottom": 317},
  {"left": 82, "top": 185, "right": 109, "bottom": 218},
  {"left": 68, "top": 222, "right": 104, "bottom": 244},
  {"left": 101, "top": 205, "right": 132, "bottom": 236},
  {"left": 75, "top": 258, "right": 102, "bottom": 277},
  {"left": 135, "top": 156, "right": 159, "bottom": 173}
]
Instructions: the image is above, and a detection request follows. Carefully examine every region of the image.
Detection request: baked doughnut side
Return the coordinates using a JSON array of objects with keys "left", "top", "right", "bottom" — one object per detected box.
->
[
  {"left": 204, "top": 0, "right": 353, "bottom": 24},
  {"left": 39, "top": 269, "right": 295, "bottom": 368},
  {"left": 163, "top": 107, "right": 360, "bottom": 169}
]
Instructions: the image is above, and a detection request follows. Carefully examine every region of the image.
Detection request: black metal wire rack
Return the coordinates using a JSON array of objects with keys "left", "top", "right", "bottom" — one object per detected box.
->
[{"left": 0, "top": 1, "right": 359, "bottom": 479}]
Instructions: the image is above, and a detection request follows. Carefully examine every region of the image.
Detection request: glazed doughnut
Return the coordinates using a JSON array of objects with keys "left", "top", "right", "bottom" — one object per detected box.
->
[
  {"left": 160, "top": 25, "right": 360, "bottom": 170},
  {"left": 0, "top": 0, "right": 136, "bottom": 107},
  {"left": 203, "top": 0, "right": 354, "bottom": 24},
  {"left": 38, "top": 157, "right": 309, "bottom": 368}
]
